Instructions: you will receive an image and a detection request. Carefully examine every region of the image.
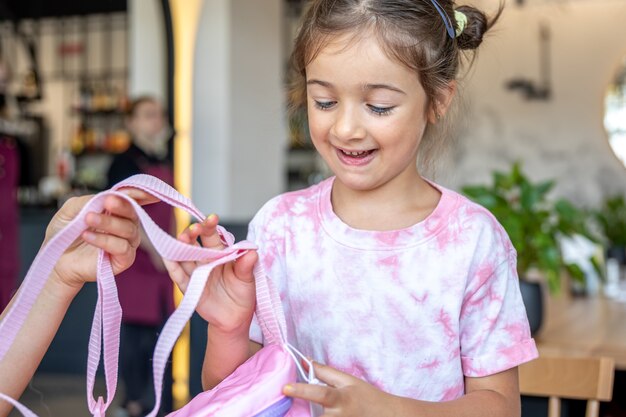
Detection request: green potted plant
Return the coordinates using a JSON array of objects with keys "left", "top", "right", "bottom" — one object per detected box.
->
[
  {"left": 594, "top": 195, "right": 626, "bottom": 264},
  {"left": 462, "top": 162, "right": 600, "bottom": 334}
]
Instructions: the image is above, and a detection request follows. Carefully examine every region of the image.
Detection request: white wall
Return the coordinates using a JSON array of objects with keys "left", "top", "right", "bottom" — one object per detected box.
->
[
  {"left": 192, "top": 0, "right": 285, "bottom": 222},
  {"left": 128, "top": 0, "right": 166, "bottom": 100},
  {"left": 192, "top": 0, "right": 231, "bottom": 218},
  {"left": 442, "top": 0, "right": 626, "bottom": 207}
]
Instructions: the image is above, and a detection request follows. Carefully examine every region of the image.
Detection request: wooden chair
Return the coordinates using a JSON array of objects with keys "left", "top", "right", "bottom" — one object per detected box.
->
[{"left": 519, "top": 356, "right": 615, "bottom": 417}]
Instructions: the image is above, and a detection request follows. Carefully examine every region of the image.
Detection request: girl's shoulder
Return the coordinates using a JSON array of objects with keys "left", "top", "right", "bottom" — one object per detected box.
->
[
  {"left": 434, "top": 183, "right": 516, "bottom": 254},
  {"left": 250, "top": 178, "right": 331, "bottom": 228}
]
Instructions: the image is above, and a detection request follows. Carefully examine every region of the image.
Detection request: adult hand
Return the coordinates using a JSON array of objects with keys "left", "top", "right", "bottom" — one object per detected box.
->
[
  {"left": 164, "top": 214, "right": 258, "bottom": 333},
  {"left": 46, "top": 189, "right": 157, "bottom": 291}
]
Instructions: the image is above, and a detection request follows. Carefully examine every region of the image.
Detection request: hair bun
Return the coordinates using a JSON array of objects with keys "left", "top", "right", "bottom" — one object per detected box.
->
[{"left": 455, "top": 4, "right": 502, "bottom": 50}]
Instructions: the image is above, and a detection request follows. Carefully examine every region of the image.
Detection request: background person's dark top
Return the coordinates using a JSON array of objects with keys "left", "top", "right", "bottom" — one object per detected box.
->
[
  {"left": 106, "top": 142, "right": 175, "bottom": 325},
  {"left": 0, "top": 136, "right": 19, "bottom": 310},
  {"left": 107, "top": 143, "right": 173, "bottom": 187}
]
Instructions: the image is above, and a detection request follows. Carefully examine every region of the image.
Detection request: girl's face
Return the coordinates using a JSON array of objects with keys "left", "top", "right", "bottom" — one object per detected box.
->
[{"left": 306, "top": 31, "right": 435, "bottom": 193}]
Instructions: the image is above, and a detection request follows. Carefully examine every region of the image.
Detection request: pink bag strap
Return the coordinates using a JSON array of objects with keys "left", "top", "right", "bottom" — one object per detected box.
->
[
  {"left": 0, "top": 174, "right": 288, "bottom": 417},
  {"left": 0, "top": 393, "right": 37, "bottom": 417}
]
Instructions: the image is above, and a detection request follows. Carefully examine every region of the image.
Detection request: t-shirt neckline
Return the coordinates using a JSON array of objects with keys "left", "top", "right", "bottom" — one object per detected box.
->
[{"left": 317, "top": 176, "right": 459, "bottom": 250}]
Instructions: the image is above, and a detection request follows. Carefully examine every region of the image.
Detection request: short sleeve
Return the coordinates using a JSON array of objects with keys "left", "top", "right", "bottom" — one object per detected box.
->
[{"left": 460, "top": 250, "right": 538, "bottom": 377}]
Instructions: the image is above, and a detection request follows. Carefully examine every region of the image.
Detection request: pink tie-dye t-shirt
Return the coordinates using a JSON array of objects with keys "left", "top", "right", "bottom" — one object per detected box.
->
[{"left": 248, "top": 177, "right": 537, "bottom": 401}]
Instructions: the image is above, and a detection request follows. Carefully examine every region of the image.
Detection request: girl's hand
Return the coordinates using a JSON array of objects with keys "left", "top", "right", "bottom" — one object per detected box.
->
[
  {"left": 283, "top": 362, "right": 393, "bottom": 417},
  {"left": 164, "top": 214, "right": 258, "bottom": 334},
  {"left": 47, "top": 189, "right": 155, "bottom": 291}
]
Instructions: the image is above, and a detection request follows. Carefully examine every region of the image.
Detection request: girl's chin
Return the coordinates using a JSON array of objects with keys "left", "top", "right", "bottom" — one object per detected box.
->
[{"left": 333, "top": 173, "right": 382, "bottom": 193}]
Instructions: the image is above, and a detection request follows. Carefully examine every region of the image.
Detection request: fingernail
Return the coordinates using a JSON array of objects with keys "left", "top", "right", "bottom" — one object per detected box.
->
[
  {"left": 283, "top": 384, "right": 294, "bottom": 394},
  {"left": 190, "top": 223, "right": 198, "bottom": 231},
  {"left": 206, "top": 214, "right": 217, "bottom": 223},
  {"left": 83, "top": 231, "right": 96, "bottom": 241}
]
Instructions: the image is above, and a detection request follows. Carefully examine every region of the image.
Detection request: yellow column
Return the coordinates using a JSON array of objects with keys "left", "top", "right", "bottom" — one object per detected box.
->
[{"left": 169, "top": 0, "right": 204, "bottom": 409}]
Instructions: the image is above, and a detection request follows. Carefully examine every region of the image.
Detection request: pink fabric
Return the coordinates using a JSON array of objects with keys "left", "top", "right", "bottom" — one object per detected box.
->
[
  {"left": 0, "top": 175, "right": 307, "bottom": 417},
  {"left": 248, "top": 177, "right": 538, "bottom": 401},
  {"left": 167, "top": 344, "right": 294, "bottom": 417},
  {"left": 0, "top": 393, "right": 37, "bottom": 417},
  {"left": 0, "top": 137, "right": 19, "bottom": 311}
]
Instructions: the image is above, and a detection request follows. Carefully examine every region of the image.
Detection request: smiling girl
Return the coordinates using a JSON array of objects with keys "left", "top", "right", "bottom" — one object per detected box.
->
[{"left": 168, "top": 1, "right": 538, "bottom": 416}]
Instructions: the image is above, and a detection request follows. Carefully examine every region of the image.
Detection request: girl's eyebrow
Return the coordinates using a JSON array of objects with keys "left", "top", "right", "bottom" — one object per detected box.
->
[
  {"left": 307, "top": 79, "right": 333, "bottom": 88},
  {"left": 364, "top": 83, "right": 406, "bottom": 95},
  {"left": 307, "top": 79, "right": 406, "bottom": 95}
]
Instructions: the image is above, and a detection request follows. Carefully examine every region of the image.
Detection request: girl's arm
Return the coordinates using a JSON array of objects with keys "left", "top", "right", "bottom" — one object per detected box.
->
[
  {"left": 202, "top": 330, "right": 263, "bottom": 389},
  {"left": 285, "top": 363, "right": 520, "bottom": 417},
  {"left": 390, "top": 368, "right": 520, "bottom": 417},
  {"left": 0, "top": 192, "right": 149, "bottom": 417},
  {"left": 163, "top": 215, "right": 259, "bottom": 390}
]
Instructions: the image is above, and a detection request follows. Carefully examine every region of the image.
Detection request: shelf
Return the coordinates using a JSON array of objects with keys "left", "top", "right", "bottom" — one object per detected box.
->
[
  {"left": 71, "top": 107, "right": 127, "bottom": 116},
  {"left": 71, "top": 149, "right": 123, "bottom": 157}
]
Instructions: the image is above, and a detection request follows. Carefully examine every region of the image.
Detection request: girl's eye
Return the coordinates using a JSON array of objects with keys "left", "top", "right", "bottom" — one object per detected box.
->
[
  {"left": 367, "top": 105, "right": 395, "bottom": 116},
  {"left": 314, "top": 100, "right": 336, "bottom": 110}
]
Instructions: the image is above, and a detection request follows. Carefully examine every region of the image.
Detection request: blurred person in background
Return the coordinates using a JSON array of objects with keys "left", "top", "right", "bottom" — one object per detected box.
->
[
  {"left": 0, "top": 61, "right": 20, "bottom": 312},
  {"left": 107, "top": 96, "right": 175, "bottom": 417}
]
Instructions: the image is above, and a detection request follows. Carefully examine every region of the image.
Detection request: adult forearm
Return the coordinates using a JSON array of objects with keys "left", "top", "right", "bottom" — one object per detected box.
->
[
  {"left": 0, "top": 276, "right": 81, "bottom": 417},
  {"left": 201, "top": 325, "right": 258, "bottom": 390},
  {"left": 391, "top": 389, "right": 519, "bottom": 417}
]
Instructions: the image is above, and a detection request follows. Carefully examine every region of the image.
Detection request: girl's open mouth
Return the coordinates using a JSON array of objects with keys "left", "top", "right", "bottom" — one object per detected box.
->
[{"left": 336, "top": 148, "right": 376, "bottom": 166}]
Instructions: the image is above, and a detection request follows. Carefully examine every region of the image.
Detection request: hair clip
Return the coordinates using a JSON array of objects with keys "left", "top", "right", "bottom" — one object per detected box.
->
[{"left": 429, "top": 0, "right": 456, "bottom": 39}]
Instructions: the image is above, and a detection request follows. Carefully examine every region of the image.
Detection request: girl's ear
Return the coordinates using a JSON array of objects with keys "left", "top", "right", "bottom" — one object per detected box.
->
[{"left": 427, "top": 80, "right": 457, "bottom": 124}]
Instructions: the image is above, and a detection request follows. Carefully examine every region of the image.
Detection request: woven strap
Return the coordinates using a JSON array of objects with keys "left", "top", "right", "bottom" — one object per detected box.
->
[{"left": 0, "top": 174, "right": 288, "bottom": 416}]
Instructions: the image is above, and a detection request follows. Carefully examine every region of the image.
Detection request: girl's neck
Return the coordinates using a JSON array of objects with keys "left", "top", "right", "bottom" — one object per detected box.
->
[{"left": 330, "top": 172, "right": 441, "bottom": 232}]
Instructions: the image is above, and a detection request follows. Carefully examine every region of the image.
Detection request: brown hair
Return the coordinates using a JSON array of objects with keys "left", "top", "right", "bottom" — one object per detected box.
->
[
  {"left": 288, "top": 0, "right": 503, "bottom": 172},
  {"left": 126, "top": 95, "right": 161, "bottom": 118}
]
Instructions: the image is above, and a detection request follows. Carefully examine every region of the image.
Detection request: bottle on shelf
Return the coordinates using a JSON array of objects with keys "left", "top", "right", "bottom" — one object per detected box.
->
[
  {"left": 70, "top": 125, "right": 85, "bottom": 155},
  {"left": 79, "top": 83, "right": 92, "bottom": 112}
]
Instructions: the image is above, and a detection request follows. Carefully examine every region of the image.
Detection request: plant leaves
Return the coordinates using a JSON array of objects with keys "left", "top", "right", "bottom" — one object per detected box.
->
[{"left": 461, "top": 162, "right": 599, "bottom": 294}]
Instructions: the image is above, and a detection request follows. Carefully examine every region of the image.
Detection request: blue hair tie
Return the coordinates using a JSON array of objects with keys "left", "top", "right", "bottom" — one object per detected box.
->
[{"left": 429, "top": 0, "right": 456, "bottom": 39}]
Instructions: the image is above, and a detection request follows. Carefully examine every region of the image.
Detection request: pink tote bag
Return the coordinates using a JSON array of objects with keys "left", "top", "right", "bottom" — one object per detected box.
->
[{"left": 0, "top": 175, "right": 316, "bottom": 417}]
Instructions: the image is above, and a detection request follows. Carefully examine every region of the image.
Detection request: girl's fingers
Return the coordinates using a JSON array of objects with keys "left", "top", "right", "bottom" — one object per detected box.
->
[
  {"left": 179, "top": 218, "right": 224, "bottom": 251},
  {"left": 179, "top": 224, "right": 199, "bottom": 243},
  {"left": 180, "top": 260, "right": 198, "bottom": 278},
  {"left": 232, "top": 251, "right": 258, "bottom": 284},
  {"left": 177, "top": 227, "right": 203, "bottom": 276},
  {"left": 187, "top": 223, "right": 204, "bottom": 242},
  {"left": 283, "top": 383, "right": 338, "bottom": 408},
  {"left": 198, "top": 215, "right": 225, "bottom": 250},
  {"left": 309, "top": 361, "right": 353, "bottom": 387},
  {"left": 164, "top": 259, "right": 190, "bottom": 293},
  {"left": 166, "top": 218, "right": 238, "bottom": 293}
]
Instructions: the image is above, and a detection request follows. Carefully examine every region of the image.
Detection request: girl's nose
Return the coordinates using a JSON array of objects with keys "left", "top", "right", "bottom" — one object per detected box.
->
[{"left": 330, "top": 104, "right": 366, "bottom": 142}]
